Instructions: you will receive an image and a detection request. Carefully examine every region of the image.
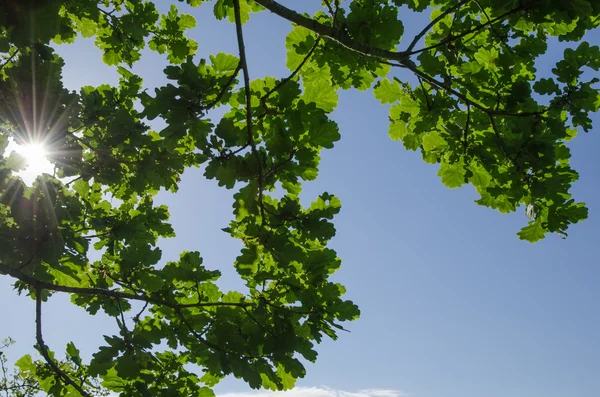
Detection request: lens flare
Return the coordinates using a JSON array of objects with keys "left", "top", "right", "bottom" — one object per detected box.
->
[{"left": 5, "top": 139, "right": 54, "bottom": 185}]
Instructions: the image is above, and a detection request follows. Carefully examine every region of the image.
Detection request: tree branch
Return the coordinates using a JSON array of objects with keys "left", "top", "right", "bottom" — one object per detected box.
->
[
  {"left": 396, "top": 61, "right": 543, "bottom": 117},
  {"left": 255, "top": 0, "right": 538, "bottom": 64},
  {"left": 253, "top": 0, "right": 411, "bottom": 63},
  {"left": 0, "top": 263, "right": 252, "bottom": 309},
  {"left": 254, "top": 0, "right": 542, "bottom": 120},
  {"left": 35, "top": 286, "right": 92, "bottom": 397}
]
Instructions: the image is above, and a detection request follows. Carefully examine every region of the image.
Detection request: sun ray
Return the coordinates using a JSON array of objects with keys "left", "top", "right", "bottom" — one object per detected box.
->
[{"left": 0, "top": 177, "right": 25, "bottom": 208}]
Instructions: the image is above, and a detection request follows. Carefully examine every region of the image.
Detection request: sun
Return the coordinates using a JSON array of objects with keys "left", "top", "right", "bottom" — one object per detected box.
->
[
  {"left": 19, "top": 143, "right": 48, "bottom": 167},
  {"left": 5, "top": 139, "right": 54, "bottom": 185}
]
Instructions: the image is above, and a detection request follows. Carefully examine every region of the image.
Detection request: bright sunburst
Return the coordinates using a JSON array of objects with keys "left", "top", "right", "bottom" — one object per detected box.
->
[{"left": 5, "top": 139, "right": 54, "bottom": 185}]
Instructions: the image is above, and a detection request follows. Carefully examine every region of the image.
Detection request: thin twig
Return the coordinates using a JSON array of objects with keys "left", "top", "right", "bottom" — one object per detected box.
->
[
  {"left": 322, "top": 0, "right": 335, "bottom": 16},
  {"left": 64, "top": 175, "right": 85, "bottom": 187},
  {"left": 16, "top": 252, "right": 38, "bottom": 271},
  {"left": 132, "top": 301, "right": 149, "bottom": 323},
  {"left": 488, "top": 114, "right": 519, "bottom": 171},
  {"left": 35, "top": 286, "right": 92, "bottom": 397},
  {"left": 407, "top": 1, "right": 539, "bottom": 56},
  {"left": 463, "top": 104, "right": 471, "bottom": 155},
  {"left": 261, "top": 37, "right": 322, "bottom": 106},
  {"left": 265, "top": 149, "right": 296, "bottom": 180},
  {"left": 233, "top": 0, "right": 265, "bottom": 222},
  {"left": 0, "top": 49, "right": 20, "bottom": 71},
  {"left": 81, "top": 232, "right": 111, "bottom": 240},
  {"left": 173, "top": 306, "right": 222, "bottom": 352},
  {"left": 115, "top": 299, "right": 131, "bottom": 348},
  {"left": 405, "top": 0, "right": 470, "bottom": 53},
  {"left": 204, "top": 63, "right": 242, "bottom": 110},
  {"left": 65, "top": 132, "right": 98, "bottom": 153},
  {"left": 66, "top": 131, "right": 134, "bottom": 165},
  {"left": 261, "top": 297, "right": 311, "bottom": 315},
  {"left": 472, "top": 0, "right": 515, "bottom": 54},
  {"left": 417, "top": 76, "right": 432, "bottom": 111}
]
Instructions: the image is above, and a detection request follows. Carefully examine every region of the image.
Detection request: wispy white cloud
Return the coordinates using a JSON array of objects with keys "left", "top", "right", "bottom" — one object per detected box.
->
[
  {"left": 108, "top": 386, "right": 405, "bottom": 397},
  {"left": 218, "top": 386, "right": 406, "bottom": 397}
]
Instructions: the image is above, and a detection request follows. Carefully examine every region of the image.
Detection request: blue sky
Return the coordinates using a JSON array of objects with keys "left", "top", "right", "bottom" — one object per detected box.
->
[{"left": 1, "top": 1, "right": 600, "bottom": 397}]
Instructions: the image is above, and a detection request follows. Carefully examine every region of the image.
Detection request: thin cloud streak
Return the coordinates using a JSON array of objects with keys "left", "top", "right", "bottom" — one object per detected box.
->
[
  {"left": 218, "top": 386, "right": 406, "bottom": 397},
  {"left": 107, "top": 384, "right": 405, "bottom": 397}
]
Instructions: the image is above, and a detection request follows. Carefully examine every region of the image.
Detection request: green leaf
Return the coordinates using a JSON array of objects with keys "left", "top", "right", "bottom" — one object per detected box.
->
[
  {"left": 421, "top": 131, "right": 448, "bottom": 152},
  {"left": 139, "top": 273, "right": 164, "bottom": 293},
  {"left": 374, "top": 78, "right": 404, "bottom": 104},
  {"left": 66, "top": 342, "right": 82, "bottom": 365},
  {"left": 533, "top": 78, "right": 560, "bottom": 95},
  {"left": 101, "top": 368, "right": 127, "bottom": 391},
  {"left": 285, "top": 27, "right": 315, "bottom": 70},
  {"left": 276, "top": 364, "right": 296, "bottom": 390},
  {"left": 235, "top": 247, "right": 258, "bottom": 276},
  {"left": 210, "top": 53, "right": 239, "bottom": 73},
  {"left": 179, "top": 14, "right": 197, "bottom": 29},
  {"left": 102, "top": 51, "right": 120, "bottom": 66},
  {"left": 438, "top": 163, "right": 465, "bottom": 188},
  {"left": 517, "top": 221, "right": 546, "bottom": 242},
  {"left": 390, "top": 96, "right": 420, "bottom": 117},
  {"left": 222, "top": 290, "right": 244, "bottom": 303},
  {"left": 15, "top": 354, "right": 34, "bottom": 372},
  {"left": 0, "top": 37, "right": 10, "bottom": 52},
  {"left": 460, "top": 62, "right": 482, "bottom": 74},
  {"left": 76, "top": 17, "right": 97, "bottom": 38},
  {"left": 474, "top": 48, "right": 499, "bottom": 70},
  {"left": 303, "top": 80, "right": 338, "bottom": 112},
  {"left": 402, "top": 133, "right": 420, "bottom": 150},
  {"left": 469, "top": 164, "right": 492, "bottom": 187},
  {"left": 115, "top": 354, "right": 141, "bottom": 379},
  {"left": 199, "top": 387, "right": 216, "bottom": 397},
  {"left": 388, "top": 121, "right": 409, "bottom": 140},
  {"left": 333, "top": 300, "right": 360, "bottom": 321},
  {"left": 215, "top": 118, "right": 243, "bottom": 146},
  {"left": 6, "top": 151, "right": 27, "bottom": 171},
  {"left": 310, "top": 120, "right": 340, "bottom": 149},
  {"left": 72, "top": 179, "right": 89, "bottom": 200}
]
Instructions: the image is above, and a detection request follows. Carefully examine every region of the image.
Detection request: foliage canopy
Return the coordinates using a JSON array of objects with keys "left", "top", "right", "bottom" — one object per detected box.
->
[{"left": 0, "top": 0, "right": 599, "bottom": 395}]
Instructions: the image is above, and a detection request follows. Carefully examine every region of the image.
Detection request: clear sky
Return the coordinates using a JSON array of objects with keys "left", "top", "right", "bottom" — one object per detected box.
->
[{"left": 1, "top": 1, "right": 599, "bottom": 397}]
